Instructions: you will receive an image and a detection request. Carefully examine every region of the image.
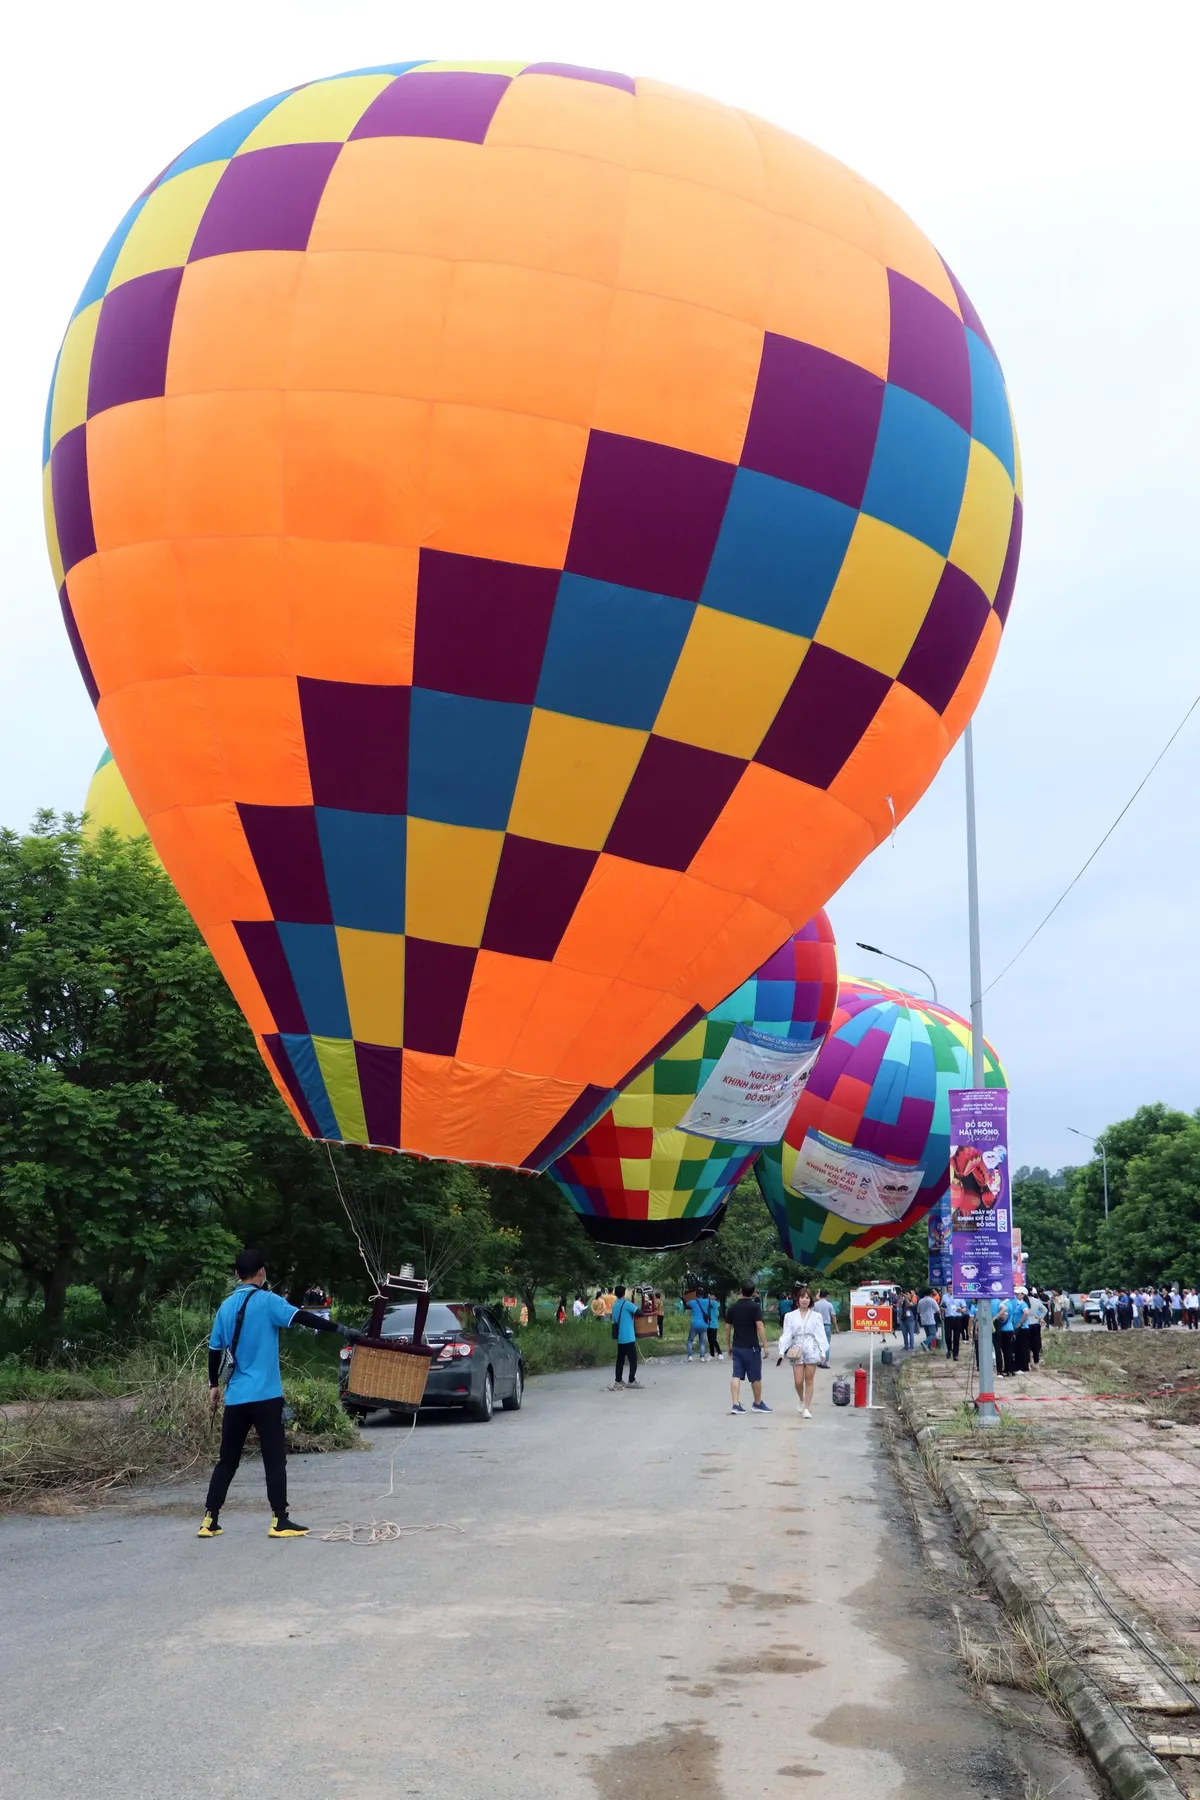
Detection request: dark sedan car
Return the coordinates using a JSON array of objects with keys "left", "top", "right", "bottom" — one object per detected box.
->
[{"left": 339, "top": 1301, "right": 524, "bottom": 1423}]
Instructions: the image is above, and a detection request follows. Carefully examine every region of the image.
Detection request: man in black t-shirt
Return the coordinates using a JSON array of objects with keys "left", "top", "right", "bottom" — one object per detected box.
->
[{"left": 724, "top": 1282, "right": 770, "bottom": 1415}]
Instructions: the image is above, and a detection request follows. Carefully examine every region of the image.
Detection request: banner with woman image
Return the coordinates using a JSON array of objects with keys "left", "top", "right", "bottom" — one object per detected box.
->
[{"left": 949, "top": 1089, "right": 1013, "bottom": 1301}]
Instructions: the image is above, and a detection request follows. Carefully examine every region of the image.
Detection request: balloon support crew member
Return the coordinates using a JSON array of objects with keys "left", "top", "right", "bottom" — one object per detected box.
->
[
  {"left": 611, "top": 1286, "right": 642, "bottom": 1388},
  {"left": 199, "top": 1248, "right": 360, "bottom": 1539}
]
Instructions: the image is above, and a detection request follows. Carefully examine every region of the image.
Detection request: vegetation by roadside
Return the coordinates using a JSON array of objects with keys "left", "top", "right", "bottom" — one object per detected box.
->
[
  {"left": 514, "top": 1310, "right": 691, "bottom": 1375},
  {"left": 0, "top": 1297, "right": 356, "bottom": 1514},
  {"left": 1041, "top": 1327, "right": 1200, "bottom": 1423}
]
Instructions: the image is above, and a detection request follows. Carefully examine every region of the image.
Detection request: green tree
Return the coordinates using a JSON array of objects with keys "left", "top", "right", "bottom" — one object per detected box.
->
[
  {"left": 0, "top": 1053, "right": 241, "bottom": 1345},
  {"left": 1096, "top": 1121, "right": 1200, "bottom": 1287},
  {"left": 0, "top": 819, "right": 256, "bottom": 1341},
  {"left": 480, "top": 1169, "right": 615, "bottom": 1320},
  {"left": 654, "top": 1179, "right": 781, "bottom": 1299},
  {"left": 1067, "top": 1104, "right": 1192, "bottom": 1285},
  {"left": 1011, "top": 1171, "right": 1080, "bottom": 1291}
]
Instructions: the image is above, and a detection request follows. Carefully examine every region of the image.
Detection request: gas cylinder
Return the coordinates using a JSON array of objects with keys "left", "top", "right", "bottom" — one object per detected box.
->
[{"left": 854, "top": 1365, "right": 868, "bottom": 1408}]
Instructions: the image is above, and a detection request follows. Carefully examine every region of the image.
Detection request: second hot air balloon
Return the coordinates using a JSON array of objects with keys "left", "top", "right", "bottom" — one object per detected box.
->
[{"left": 551, "top": 914, "right": 837, "bottom": 1245}]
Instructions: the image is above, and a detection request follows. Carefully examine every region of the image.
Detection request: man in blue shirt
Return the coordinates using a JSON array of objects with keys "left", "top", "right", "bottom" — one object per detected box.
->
[
  {"left": 705, "top": 1293, "right": 723, "bottom": 1361},
  {"left": 686, "top": 1292, "right": 709, "bottom": 1362},
  {"left": 610, "top": 1285, "right": 642, "bottom": 1388},
  {"left": 199, "top": 1247, "right": 358, "bottom": 1539}
]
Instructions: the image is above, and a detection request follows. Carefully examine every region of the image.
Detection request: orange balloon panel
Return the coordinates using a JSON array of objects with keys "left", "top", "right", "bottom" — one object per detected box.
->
[{"left": 44, "top": 61, "right": 1021, "bottom": 1168}]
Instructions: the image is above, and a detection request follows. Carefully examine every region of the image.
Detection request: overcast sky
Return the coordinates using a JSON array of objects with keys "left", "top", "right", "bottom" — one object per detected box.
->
[{"left": 3, "top": 0, "right": 1197, "bottom": 1174}]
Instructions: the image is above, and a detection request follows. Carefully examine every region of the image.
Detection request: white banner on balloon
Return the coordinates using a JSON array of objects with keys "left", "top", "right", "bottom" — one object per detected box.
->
[
  {"left": 786, "top": 1129, "right": 924, "bottom": 1224},
  {"left": 677, "top": 1026, "right": 822, "bottom": 1144}
]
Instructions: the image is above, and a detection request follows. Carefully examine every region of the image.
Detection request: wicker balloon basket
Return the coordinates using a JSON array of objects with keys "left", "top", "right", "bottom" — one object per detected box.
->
[
  {"left": 634, "top": 1314, "right": 659, "bottom": 1338},
  {"left": 345, "top": 1342, "right": 433, "bottom": 1410}
]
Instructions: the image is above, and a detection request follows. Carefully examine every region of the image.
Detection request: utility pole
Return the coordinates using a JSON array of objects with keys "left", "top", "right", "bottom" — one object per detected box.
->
[{"left": 965, "top": 722, "right": 1001, "bottom": 1426}]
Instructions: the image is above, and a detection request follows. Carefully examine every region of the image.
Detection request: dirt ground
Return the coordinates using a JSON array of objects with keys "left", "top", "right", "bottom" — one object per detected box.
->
[{"left": 1043, "top": 1326, "right": 1200, "bottom": 1422}]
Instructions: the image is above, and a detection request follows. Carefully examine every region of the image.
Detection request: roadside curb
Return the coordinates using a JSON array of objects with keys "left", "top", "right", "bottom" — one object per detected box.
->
[{"left": 897, "top": 1379, "right": 1183, "bottom": 1800}]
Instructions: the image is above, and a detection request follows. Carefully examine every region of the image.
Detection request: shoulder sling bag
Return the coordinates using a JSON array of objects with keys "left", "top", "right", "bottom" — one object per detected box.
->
[{"left": 219, "top": 1286, "right": 262, "bottom": 1387}]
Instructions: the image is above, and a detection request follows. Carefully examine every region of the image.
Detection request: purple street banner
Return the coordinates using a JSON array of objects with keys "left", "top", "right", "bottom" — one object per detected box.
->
[
  {"left": 949, "top": 1089, "right": 1013, "bottom": 1301},
  {"left": 927, "top": 1194, "right": 953, "bottom": 1290}
]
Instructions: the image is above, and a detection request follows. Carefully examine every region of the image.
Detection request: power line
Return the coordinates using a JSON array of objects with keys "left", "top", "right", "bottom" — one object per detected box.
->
[{"left": 981, "top": 688, "right": 1200, "bottom": 998}]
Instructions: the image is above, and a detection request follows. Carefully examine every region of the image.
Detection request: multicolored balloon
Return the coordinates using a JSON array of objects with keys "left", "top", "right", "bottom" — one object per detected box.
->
[
  {"left": 757, "top": 977, "right": 1005, "bottom": 1273},
  {"left": 43, "top": 61, "right": 1020, "bottom": 1169},
  {"left": 83, "top": 745, "right": 151, "bottom": 845},
  {"left": 552, "top": 914, "right": 837, "bottom": 1246}
]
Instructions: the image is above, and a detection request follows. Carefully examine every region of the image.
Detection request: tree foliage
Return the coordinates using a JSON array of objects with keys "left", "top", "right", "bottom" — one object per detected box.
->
[
  {"left": 1011, "top": 1172, "right": 1080, "bottom": 1293},
  {"left": 5, "top": 818, "right": 1200, "bottom": 1355}
]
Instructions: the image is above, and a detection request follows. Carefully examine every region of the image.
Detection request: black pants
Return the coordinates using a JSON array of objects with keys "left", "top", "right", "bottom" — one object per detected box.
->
[
  {"left": 944, "top": 1317, "right": 966, "bottom": 1360},
  {"left": 1012, "top": 1326, "right": 1031, "bottom": 1373},
  {"left": 656, "top": 1317, "right": 664, "bottom": 1338},
  {"left": 1105, "top": 1311, "right": 1118, "bottom": 1330},
  {"left": 615, "top": 1343, "right": 638, "bottom": 1383},
  {"left": 996, "top": 1332, "right": 1017, "bottom": 1375},
  {"left": 706, "top": 1328, "right": 720, "bottom": 1356},
  {"left": 1027, "top": 1322, "right": 1042, "bottom": 1365},
  {"left": 205, "top": 1397, "right": 287, "bottom": 1517}
]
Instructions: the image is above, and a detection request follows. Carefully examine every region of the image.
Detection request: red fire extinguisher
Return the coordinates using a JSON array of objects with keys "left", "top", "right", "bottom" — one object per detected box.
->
[{"left": 854, "top": 1365, "right": 868, "bottom": 1408}]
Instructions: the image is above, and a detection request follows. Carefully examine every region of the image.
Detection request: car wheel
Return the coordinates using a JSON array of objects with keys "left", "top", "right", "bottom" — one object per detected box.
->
[
  {"left": 502, "top": 1363, "right": 524, "bottom": 1411},
  {"left": 466, "top": 1370, "right": 494, "bottom": 1422}
]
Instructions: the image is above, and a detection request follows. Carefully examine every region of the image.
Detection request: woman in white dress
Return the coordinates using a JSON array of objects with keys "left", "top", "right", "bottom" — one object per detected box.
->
[{"left": 776, "top": 1287, "right": 829, "bottom": 1417}]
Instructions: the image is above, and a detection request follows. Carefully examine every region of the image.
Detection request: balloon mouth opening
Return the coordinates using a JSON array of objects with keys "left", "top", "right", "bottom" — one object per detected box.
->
[{"left": 576, "top": 1207, "right": 728, "bottom": 1250}]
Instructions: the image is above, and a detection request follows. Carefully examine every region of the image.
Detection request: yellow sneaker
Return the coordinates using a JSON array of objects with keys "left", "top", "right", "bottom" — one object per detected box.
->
[
  {"left": 196, "top": 1512, "right": 222, "bottom": 1538},
  {"left": 268, "top": 1515, "right": 308, "bottom": 1538}
]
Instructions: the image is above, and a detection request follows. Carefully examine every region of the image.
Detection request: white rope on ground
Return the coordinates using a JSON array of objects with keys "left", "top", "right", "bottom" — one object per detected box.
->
[{"left": 316, "top": 1415, "right": 466, "bottom": 1547}]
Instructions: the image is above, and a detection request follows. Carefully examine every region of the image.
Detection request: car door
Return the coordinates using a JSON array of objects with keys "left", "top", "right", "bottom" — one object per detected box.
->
[{"left": 481, "top": 1308, "right": 517, "bottom": 1392}]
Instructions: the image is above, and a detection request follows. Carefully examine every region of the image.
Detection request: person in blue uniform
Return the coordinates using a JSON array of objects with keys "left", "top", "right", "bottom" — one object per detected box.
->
[{"left": 199, "top": 1248, "right": 360, "bottom": 1540}]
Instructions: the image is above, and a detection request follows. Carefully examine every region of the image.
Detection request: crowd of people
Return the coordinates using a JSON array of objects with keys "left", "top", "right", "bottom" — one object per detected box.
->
[
  {"left": 1095, "top": 1286, "right": 1199, "bottom": 1329},
  {"left": 896, "top": 1286, "right": 1054, "bottom": 1376}
]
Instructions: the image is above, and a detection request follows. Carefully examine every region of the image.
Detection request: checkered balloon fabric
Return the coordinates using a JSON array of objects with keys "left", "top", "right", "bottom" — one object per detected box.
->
[
  {"left": 44, "top": 62, "right": 1021, "bottom": 1168},
  {"left": 551, "top": 911, "right": 837, "bottom": 1246},
  {"left": 757, "top": 977, "right": 1006, "bottom": 1274}
]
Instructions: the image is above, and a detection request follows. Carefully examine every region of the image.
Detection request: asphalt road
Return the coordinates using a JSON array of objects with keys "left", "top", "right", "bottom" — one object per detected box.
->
[{"left": 1, "top": 1334, "right": 1104, "bottom": 1800}]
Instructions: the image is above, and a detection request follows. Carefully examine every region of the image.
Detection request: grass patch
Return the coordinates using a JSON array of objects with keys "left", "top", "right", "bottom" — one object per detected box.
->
[
  {"left": 515, "top": 1310, "right": 691, "bottom": 1376},
  {"left": 1041, "top": 1327, "right": 1200, "bottom": 1422},
  {"left": 956, "top": 1613, "right": 1069, "bottom": 1709},
  {"left": 0, "top": 1330, "right": 357, "bottom": 1513}
]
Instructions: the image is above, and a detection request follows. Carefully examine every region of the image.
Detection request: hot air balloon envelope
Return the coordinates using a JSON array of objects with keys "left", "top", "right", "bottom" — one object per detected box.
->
[
  {"left": 44, "top": 62, "right": 1019, "bottom": 1168},
  {"left": 552, "top": 914, "right": 837, "bottom": 1245},
  {"left": 758, "top": 977, "right": 1005, "bottom": 1273},
  {"left": 83, "top": 746, "right": 150, "bottom": 844}
]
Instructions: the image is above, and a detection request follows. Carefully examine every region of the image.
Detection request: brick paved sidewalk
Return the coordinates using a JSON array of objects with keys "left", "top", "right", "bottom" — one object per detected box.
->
[{"left": 900, "top": 1348, "right": 1200, "bottom": 1794}]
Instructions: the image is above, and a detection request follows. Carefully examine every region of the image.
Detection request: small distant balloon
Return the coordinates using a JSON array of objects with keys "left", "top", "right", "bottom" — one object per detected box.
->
[{"left": 83, "top": 746, "right": 153, "bottom": 847}]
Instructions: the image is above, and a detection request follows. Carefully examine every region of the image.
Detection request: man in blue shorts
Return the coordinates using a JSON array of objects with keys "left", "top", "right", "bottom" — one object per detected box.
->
[{"left": 724, "top": 1281, "right": 771, "bottom": 1415}]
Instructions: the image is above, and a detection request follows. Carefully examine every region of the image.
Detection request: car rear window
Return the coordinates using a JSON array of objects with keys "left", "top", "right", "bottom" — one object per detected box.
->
[{"left": 381, "top": 1303, "right": 472, "bottom": 1339}]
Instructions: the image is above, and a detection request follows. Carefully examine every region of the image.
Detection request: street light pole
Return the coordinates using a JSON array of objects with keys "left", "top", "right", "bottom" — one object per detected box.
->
[
  {"left": 1068, "top": 1128, "right": 1109, "bottom": 1220},
  {"left": 855, "top": 943, "right": 939, "bottom": 1004},
  {"left": 964, "top": 722, "right": 1000, "bottom": 1426}
]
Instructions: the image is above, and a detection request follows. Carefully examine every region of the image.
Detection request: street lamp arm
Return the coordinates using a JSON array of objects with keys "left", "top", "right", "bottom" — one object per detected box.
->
[
  {"left": 1067, "top": 1128, "right": 1110, "bottom": 1222},
  {"left": 854, "top": 943, "right": 938, "bottom": 1005}
]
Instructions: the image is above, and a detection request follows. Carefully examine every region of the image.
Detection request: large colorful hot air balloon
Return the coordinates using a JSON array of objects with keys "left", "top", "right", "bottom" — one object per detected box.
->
[
  {"left": 757, "top": 977, "right": 1005, "bottom": 1273},
  {"left": 44, "top": 61, "right": 1021, "bottom": 1168},
  {"left": 551, "top": 913, "right": 837, "bottom": 1245},
  {"left": 82, "top": 745, "right": 151, "bottom": 844}
]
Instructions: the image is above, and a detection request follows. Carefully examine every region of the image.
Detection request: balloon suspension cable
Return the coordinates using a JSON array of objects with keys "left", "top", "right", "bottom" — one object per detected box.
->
[{"left": 326, "top": 1143, "right": 385, "bottom": 1293}]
